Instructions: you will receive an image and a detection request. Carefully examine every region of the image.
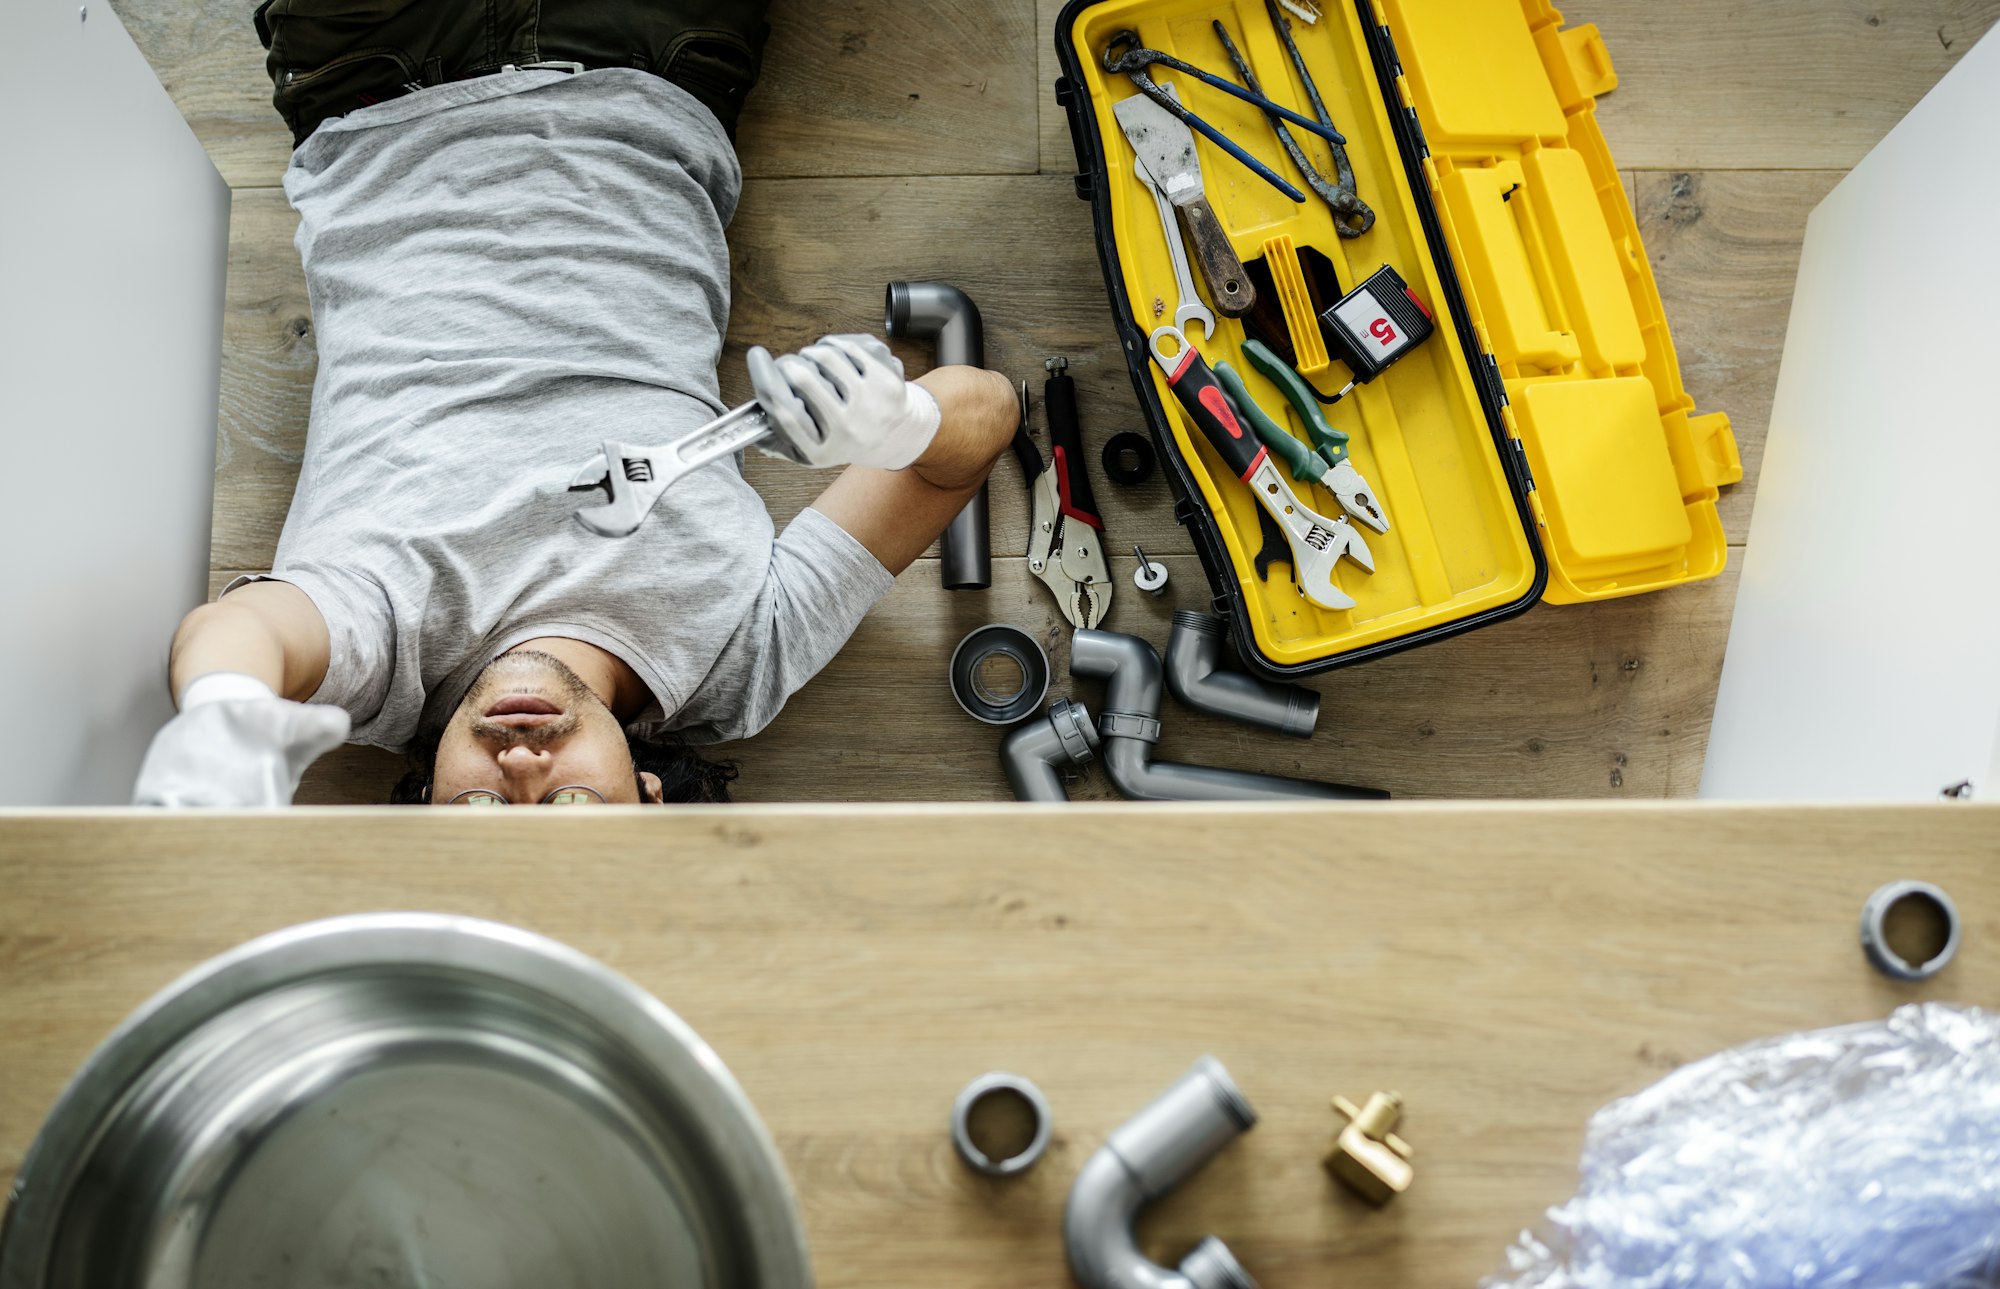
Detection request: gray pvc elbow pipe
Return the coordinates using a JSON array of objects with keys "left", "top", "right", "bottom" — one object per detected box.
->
[
  {"left": 1065, "top": 1056, "right": 1261, "bottom": 1289},
  {"left": 1001, "top": 699, "right": 1099, "bottom": 802},
  {"left": 885, "top": 280, "right": 989, "bottom": 591},
  {"left": 1164, "top": 611, "right": 1319, "bottom": 739},
  {"left": 1070, "top": 630, "right": 1385, "bottom": 802}
]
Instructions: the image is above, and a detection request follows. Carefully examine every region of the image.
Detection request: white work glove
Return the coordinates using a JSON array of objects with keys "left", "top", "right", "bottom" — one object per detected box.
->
[
  {"left": 132, "top": 673, "right": 350, "bottom": 807},
  {"left": 746, "top": 333, "right": 941, "bottom": 470}
]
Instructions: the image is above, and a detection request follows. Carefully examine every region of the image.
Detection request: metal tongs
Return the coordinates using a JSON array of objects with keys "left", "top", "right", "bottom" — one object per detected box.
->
[
  {"left": 1101, "top": 29, "right": 1347, "bottom": 204},
  {"left": 1213, "top": 3, "right": 1374, "bottom": 236},
  {"left": 567, "top": 401, "right": 772, "bottom": 537}
]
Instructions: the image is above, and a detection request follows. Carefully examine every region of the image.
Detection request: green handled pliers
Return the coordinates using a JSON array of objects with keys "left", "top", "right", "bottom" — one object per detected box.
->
[{"left": 1219, "top": 340, "right": 1389, "bottom": 533}]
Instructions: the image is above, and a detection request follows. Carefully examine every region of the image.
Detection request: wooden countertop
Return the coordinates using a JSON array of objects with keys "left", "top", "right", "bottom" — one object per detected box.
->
[{"left": 3, "top": 803, "right": 1993, "bottom": 1285}]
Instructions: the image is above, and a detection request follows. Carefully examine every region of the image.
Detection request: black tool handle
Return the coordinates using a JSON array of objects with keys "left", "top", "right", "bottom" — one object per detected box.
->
[
  {"left": 1043, "top": 365, "right": 1103, "bottom": 528},
  {"left": 1162, "top": 343, "right": 1265, "bottom": 480}
]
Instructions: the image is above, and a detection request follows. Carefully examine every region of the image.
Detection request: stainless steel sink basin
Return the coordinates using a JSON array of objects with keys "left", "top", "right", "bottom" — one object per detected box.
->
[{"left": 0, "top": 914, "right": 813, "bottom": 1289}]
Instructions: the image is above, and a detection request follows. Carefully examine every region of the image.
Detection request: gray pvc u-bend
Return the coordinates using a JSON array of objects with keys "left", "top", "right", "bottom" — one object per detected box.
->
[
  {"left": 1065, "top": 1056, "right": 1261, "bottom": 1289},
  {"left": 1071, "top": 629, "right": 1383, "bottom": 801},
  {"left": 1001, "top": 698, "right": 1099, "bottom": 802},
  {"left": 885, "top": 280, "right": 989, "bottom": 590},
  {"left": 1164, "top": 611, "right": 1318, "bottom": 739}
]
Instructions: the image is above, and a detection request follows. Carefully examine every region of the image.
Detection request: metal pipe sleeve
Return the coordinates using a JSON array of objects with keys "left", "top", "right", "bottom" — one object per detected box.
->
[
  {"left": 1001, "top": 698, "right": 1099, "bottom": 802},
  {"left": 885, "top": 280, "right": 989, "bottom": 590},
  {"left": 1860, "top": 880, "right": 1961, "bottom": 980},
  {"left": 1070, "top": 630, "right": 1382, "bottom": 801},
  {"left": 1164, "top": 611, "right": 1318, "bottom": 738},
  {"left": 951, "top": 1072, "right": 1052, "bottom": 1176},
  {"left": 1064, "top": 1056, "right": 1261, "bottom": 1289}
]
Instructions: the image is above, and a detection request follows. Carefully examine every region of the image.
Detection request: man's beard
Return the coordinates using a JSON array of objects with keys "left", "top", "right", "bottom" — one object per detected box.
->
[{"left": 460, "top": 650, "right": 602, "bottom": 747}]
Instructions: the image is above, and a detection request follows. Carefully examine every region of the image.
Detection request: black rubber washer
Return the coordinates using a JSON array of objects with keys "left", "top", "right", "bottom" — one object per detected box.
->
[
  {"left": 1101, "top": 432, "right": 1157, "bottom": 486},
  {"left": 949, "top": 625, "right": 1050, "bottom": 725}
]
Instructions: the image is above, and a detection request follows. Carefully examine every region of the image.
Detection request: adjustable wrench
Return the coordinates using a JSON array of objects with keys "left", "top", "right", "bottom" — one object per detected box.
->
[
  {"left": 1149, "top": 325, "right": 1371, "bottom": 611},
  {"left": 567, "top": 400, "right": 771, "bottom": 537}
]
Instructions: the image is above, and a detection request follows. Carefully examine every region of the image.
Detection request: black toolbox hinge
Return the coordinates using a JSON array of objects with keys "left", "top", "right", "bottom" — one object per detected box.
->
[
  {"left": 1513, "top": 438, "right": 1536, "bottom": 492},
  {"left": 1403, "top": 105, "right": 1428, "bottom": 159},
  {"left": 1378, "top": 24, "right": 1403, "bottom": 78},
  {"left": 1481, "top": 352, "right": 1509, "bottom": 408},
  {"left": 1173, "top": 495, "right": 1201, "bottom": 526}
]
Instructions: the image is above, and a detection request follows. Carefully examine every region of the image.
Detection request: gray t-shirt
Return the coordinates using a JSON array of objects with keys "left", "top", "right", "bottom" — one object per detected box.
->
[{"left": 244, "top": 68, "right": 893, "bottom": 754}]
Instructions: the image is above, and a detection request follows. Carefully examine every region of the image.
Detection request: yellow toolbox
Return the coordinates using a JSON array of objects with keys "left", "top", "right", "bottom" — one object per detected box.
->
[{"left": 1054, "top": 0, "right": 1740, "bottom": 678}]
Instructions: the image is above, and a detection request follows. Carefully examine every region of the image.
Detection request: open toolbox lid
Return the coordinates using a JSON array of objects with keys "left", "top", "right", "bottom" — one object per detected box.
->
[
  {"left": 1055, "top": 0, "right": 1739, "bottom": 678},
  {"left": 1382, "top": 0, "right": 1740, "bottom": 602}
]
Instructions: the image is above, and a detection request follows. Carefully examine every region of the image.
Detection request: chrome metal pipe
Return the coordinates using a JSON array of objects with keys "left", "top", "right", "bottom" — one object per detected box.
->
[{"left": 1064, "top": 1057, "right": 1261, "bottom": 1289}]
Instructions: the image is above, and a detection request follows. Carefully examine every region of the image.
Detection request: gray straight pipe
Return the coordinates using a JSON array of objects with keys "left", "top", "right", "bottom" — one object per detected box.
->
[
  {"left": 1070, "top": 629, "right": 1385, "bottom": 801},
  {"left": 885, "top": 280, "right": 989, "bottom": 590},
  {"left": 1064, "top": 1056, "right": 1261, "bottom": 1289},
  {"left": 1164, "top": 610, "right": 1319, "bottom": 738}
]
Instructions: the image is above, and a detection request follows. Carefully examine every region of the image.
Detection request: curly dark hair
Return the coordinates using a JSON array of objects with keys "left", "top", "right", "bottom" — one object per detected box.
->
[{"left": 389, "top": 729, "right": 737, "bottom": 804}]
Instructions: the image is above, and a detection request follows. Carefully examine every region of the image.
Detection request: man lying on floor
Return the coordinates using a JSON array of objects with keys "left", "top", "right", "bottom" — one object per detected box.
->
[{"left": 134, "top": 1, "right": 1014, "bottom": 807}]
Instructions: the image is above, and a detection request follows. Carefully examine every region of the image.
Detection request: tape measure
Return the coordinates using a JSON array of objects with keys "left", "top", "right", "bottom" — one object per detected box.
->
[{"left": 1319, "top": 265, "right": 1435, "bottom": 384}]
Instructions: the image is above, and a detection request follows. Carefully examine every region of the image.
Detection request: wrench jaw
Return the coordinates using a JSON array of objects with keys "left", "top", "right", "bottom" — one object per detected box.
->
[
  {"left": 1247, "top": 456, "right": 1372, "bottom": 610},
  {"left": 570, "top": 441, "right": 670, "bottom": 538}
]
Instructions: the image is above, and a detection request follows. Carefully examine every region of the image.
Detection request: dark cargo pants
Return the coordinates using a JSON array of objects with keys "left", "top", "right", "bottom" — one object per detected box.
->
[{"left": 253, "top": 0, "right": 772, "bottom": 147}]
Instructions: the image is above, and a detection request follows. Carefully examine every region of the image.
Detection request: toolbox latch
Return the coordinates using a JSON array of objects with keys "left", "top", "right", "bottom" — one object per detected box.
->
[
  {"left": 1689, "top": 410, "right": 1742, "bottom": 488},
  {"left": 1536, "top": 21, "right": 1619, "bottom": 112}
]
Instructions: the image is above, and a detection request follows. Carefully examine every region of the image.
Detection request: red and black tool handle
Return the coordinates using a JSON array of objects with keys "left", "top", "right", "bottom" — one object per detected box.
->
[
  {"left": 1149, "top": 327, "right": 1269, "bottom": 482},
  {"left": 1043, "top": 360, "right": 1104, "bottom": 530}
]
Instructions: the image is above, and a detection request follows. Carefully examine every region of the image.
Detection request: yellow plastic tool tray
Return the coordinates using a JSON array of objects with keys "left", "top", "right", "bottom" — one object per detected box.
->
[{"left": 1053, "top": 0, "right": 1738, "bottom": 677}]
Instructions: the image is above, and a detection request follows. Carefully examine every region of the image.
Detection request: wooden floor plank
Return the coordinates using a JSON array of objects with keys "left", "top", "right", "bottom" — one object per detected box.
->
[
  {"left": 1590, "top": 0, "right": 2000, "bottom": 171},
  {"left": 111, "top": 0, "right": 1040, "bottom": 190},
  {"left": 1038, "top": 2, "right": 2000, "bottom": 175},
  {"left": 1635, "top": 170, "right": 1844, "bottom": 539}
]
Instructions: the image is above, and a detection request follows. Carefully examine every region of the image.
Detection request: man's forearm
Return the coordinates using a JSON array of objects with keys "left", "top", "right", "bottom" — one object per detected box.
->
[{"left": 167, "top": 582, "right": 332, "bottom": 705}]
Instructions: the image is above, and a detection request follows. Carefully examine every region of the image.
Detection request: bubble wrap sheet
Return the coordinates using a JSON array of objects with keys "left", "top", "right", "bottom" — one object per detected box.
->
[{"left": 1484, "top": 1004, "right": 2000, "bottom": 1289}]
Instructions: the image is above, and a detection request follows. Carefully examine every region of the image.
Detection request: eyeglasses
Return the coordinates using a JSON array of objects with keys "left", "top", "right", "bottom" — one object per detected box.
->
[{"left": 443, "top": 785, "right": 608, "bottom": 806}]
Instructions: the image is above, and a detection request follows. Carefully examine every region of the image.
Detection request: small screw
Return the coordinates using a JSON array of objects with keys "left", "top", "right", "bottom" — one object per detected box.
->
[
  {"left": 1942, "top": 780, "right": 1975, "bottom": 800},
  {"left": 79, "top": 5, "right": 87, "bottom": 19}
]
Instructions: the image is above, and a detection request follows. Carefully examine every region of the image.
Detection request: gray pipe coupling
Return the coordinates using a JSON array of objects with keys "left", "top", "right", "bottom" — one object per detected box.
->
[
  {"left": 952, "top": 1072, "right": 1052, "bottom": 1176},
  {"left": 1165, "top": 611, "right": 1318, "bottom": 739},
  {"left": 1861, "top": 880, "right": 1961, "bottom": 981},
  {"left": 1065, "top": 1056, "right": 1261, "bottom": 1289},
  {"left": 1001, "top": 698, "right": 1099, "bottom": 802}
]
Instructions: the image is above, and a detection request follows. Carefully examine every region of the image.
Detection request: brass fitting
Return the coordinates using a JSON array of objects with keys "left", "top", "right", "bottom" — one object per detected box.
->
[{"left": 1324, "top": 1091, "right": 1413, "bottom": 1205}]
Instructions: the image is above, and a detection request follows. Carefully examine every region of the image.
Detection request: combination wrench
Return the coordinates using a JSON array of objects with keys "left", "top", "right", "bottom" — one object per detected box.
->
[{"left": 1135, "top": 166, "right": 1215, "bottom": 342}]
